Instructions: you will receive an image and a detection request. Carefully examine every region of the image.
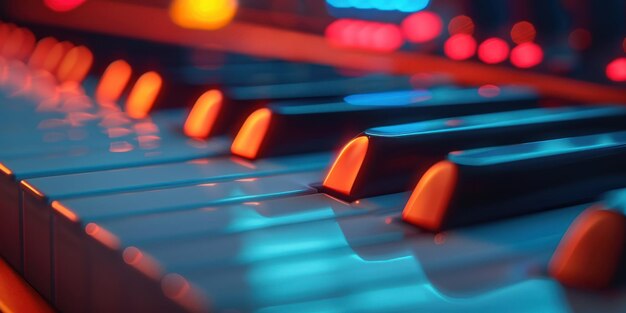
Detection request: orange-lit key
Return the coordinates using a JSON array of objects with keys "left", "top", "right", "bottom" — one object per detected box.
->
[
  {"left": 184, "top": 89, "right": 224, "bottom": 139},
  {"left": 323, "top": 106, "right": 626, "bottom": 201},
  {"left": 42, "top": 41, "right": 74, "bottom": 74},
  {"left": 125, "top": 71, "right": 163, "bottom": 119},
  {"left": 16, "top": 28, "right": 36, "bottom": 61},
  {"left": 56, "top": 45, "right": 93, "bottom": 83},
  {"left": 549, "top": 207, "right": 626, "bottom": 290},
  {"left": 0, "top": 24, "right": 16, "bottom": 49},
  {"left": 1, "top": 27, "right": 25, "bottom": 59},
  {"left": 28, "top": 37, "right": 59, "bottom": 69},
  {"left": 230, "top": 107, "right": 271, "bottom": 158},
  {"left": 95, "top": 60, "right": 132, "bottom": 104}
]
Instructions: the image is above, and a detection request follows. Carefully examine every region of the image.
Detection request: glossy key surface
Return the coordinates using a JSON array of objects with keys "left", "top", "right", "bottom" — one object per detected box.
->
[{"left": 323, "top": 105, "right": 626, "bottom": 200}]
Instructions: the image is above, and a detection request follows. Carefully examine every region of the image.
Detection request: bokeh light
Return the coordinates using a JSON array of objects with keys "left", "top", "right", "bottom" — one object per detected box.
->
[
  {"left": 326, "top": 0, "right": 430, "bottom": 13},
  {"left": 402, "top": 11, "right": 442, "bottom": 43},
  {"left": 444, "top": 34, "right": 476, "bottom": 61},
  {"left": 569, "top": 28, "right": 592, "bottom": 51},
  {"left": 326, "top": 19, "right": 404, "bottom": 52},
  {"left": 448, "top": 15, "right": 474, "bottom": 35},
  {"left": 511, "top": 21, "right": 536, "bottom": 44},
  {"left": 478, "top": 38, "right": 509, "bottom": 64},
  {"left": 606, "top": 58, "right": 626, "bottom": 82},
  {"left": 44, "top": 0, "right": 86, "bottom": 12},
  {"left": 170, "top": 0, "right": 238, "bottom": 30},
  {"left": 510, "top": 42, "right": 543, "bottom": 68}
]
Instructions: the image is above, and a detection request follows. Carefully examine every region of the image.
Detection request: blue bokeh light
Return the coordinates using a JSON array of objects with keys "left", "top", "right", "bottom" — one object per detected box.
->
[{"left": 326, "top": 0, "right": 430, "bottom": 13}]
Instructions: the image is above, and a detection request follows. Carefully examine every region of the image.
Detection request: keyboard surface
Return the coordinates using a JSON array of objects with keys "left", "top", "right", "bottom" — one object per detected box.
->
[{"left": 2, "top": 3, "right": 626, "bottom": 312}]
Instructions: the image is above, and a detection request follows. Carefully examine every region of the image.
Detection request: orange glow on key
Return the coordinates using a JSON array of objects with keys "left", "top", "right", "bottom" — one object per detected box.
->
[
  {"left": 184, "top": 89, "right": 223, "bottom": 139},
  {"left": 0, "top": 257, "right": 55, "bottom": 313},
  {"left": 1, "top": 28, "right": 25, "bottom": 59},
  {"left": 548, "top": 208, "right": 626, "bottom": 289},
  {"left": 162, "top": 273, "right": 207, "bottom": 313},
  {"left": 16, "top": 29, "right": 36, "bottom": 62},
  {"left": 123, "top": 246, "right": 162, "bottom": 280},
  {"left": 95, "top": 60, "right": 132, "bottom": 104},
  {"left": 0, "top": 163, "right": 13, "bottom": 175},
  {"left": 323, "top": 136, "right": 369, "bottom": 196},
  {"left": 125, "top": 71, "right": 162, "bottom": 119},
  {"left": 51, "top": 201, "right": 79, "bottom": 222},
  {"left": 42, "top": 41, "right": 73, "bottom": 74},
  {"left": 20, "top": 181, "right": 45, "bottom": 198},
  {"left": 170, "top": 0, "right": 238, "bottom": 30},
  {"left": 0, "top": 24, "right": 16, "bottom": 49},
  {"left": 28, "top": 37, "right": 59, "bottom": 69},
  {"left": 231, "top": 108, "right": 272, "bottom": 159},
  {"left": 85, "top": 223, "right": 120, "bottom": 250},
  {"left": 56, "top": 46, "right": 93, "bottom": 83},
  {"left": 402, "top": 160, "right": 458, "bottom": 231}
]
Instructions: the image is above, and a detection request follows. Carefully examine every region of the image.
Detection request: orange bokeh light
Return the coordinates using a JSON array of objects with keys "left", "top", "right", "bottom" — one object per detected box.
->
[
  {"left": 95, "top": 60, "right": 132, "bottom": 103},
  {"left": 125, "top": 71, "right": 162, "bottom": 119},
  {"left": 170, "top": 0, "right": 238, "bottom": 30},
  {"left": 56, "top": 45, "right": 93, "bottom": 83}
]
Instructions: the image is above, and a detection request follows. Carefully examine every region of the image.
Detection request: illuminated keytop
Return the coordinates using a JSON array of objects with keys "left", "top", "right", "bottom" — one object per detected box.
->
[
  {"left": 323, "top": 105, "right": 626, "bottom": 200},
  {"left": 402, "top": 131, "right": 626, "bottom": 231},
  {"left": 231, "top": 86, "right": 539, "bottom": 159},
  {"left": 550, "top": 189, "right": 626, "bottom": 289}
]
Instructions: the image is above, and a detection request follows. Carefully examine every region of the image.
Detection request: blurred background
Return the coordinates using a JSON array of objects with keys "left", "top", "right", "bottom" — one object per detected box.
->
[{"left": 2, "top": 0, "right": 626, "bottom": 88}]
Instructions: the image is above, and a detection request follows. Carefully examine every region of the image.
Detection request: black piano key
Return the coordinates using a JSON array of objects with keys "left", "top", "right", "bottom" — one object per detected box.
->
[
  {"left": 206, "top": 73, "right": 441, "bottom": 138},
  {"left": 402, "top": 131, "right": 626, "bottom": 232},
  {"left": 231, "top": 86, "right": 540, "bottom": 159},
  {"left": 323, "top": 105, "right": 626, "bottom": 201}
]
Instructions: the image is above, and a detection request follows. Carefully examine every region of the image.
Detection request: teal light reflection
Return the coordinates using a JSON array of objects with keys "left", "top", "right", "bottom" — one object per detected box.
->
[{"left": 452, "top": 131, "right": 626, "bottom": 166}]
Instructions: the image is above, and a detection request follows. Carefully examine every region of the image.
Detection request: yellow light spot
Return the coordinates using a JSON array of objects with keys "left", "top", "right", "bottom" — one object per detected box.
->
[
  {"left": 125, "top": 71, "right": 162, "bottom": 119},
  {"left": 231, "top": 108, "right": 271, "bottom": 159},
  {"left": 95, "top": 60, "right": 132, "bottom": 104},
  {"left": 183, "top": 89, "right": 223, "bottom": 139},
  {"left": 170, "top": 0, "right": 238, "bottom": 30}
]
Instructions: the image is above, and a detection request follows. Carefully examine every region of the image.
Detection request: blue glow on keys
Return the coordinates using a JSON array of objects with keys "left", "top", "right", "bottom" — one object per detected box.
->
[
  {"left": 367, "top": 106, "right": 626, "bottom": 136},
  {"left": 344, "top": 90, "right": 432, "bottom": 106},
  {"left": 326, "top": 0, "right": 430, "bottom": 12},
  {"left": 451, "top": 131, "right": 626, "bottom": 166}
]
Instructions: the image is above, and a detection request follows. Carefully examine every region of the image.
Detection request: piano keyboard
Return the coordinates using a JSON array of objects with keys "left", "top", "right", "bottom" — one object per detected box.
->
[{"left": 1, "top": 22, "right": 626, "bottom": 313}]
